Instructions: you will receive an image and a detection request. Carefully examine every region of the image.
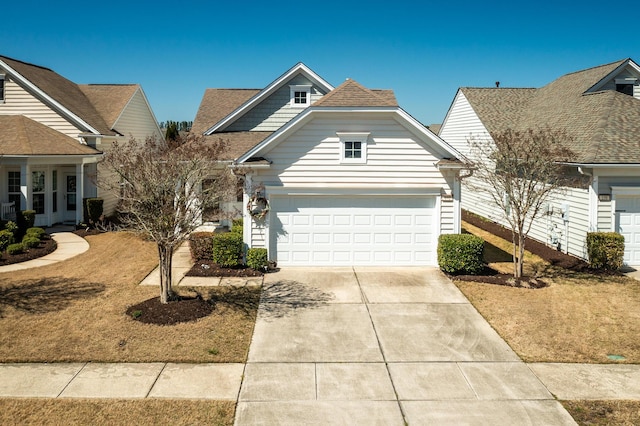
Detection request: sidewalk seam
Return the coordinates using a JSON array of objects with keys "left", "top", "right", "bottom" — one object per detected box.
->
[
  {"left": 145, "top": 362, "right": 168, "bottom": 398},
  {"left": 56, "top": 362, "right": 88, "bottom": 398}
]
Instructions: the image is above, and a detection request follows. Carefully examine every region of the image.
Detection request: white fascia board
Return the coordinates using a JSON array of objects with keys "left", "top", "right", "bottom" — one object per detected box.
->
[
  {"left": 0, "top": 59, "right": 102, "bottom": 135},
  {"left": 265, "top": 186, "right": 442, "bottom": 196},
  {"left": 559, "top": 162, "right": 640, "bottom": 168},
  {"left": 586, "top": 59, "right": 640, "bottom": 93},
  {"left": 204, "top": 63, "right": 334, "bottom": 135},
  {"left": 439, "top": 88, "right": 464, "bottom": 135},
  {"left": 394, "top": 108, "right": 466, "bottom": 161}
]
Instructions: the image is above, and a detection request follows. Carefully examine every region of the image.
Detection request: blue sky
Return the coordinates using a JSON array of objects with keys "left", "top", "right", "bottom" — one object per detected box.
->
[{"left": 3, "top": 0, "right": 636, "bottom": 126}]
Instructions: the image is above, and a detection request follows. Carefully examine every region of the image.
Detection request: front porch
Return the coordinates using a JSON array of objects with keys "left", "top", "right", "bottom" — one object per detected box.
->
[{"left": 0, "top": 160, "right": 99, "bottom": 227}]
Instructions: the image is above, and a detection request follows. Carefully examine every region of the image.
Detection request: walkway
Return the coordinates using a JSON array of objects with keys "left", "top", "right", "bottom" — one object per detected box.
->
[{"left": 0, "top": 228, "right": 88, "bottom": 273}]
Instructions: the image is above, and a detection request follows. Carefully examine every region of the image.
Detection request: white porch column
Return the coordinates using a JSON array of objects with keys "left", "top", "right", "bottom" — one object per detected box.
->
[
  {"left": 75, "top": 163, "right": 85, "bottom": 224},
  {"left": 20, "top": 164, "right": 30, "bottom": 210}
]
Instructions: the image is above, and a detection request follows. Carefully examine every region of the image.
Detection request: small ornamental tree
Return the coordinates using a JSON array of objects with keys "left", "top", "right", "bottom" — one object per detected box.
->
[
  {"left": 466, "top": 128, "right": 581, "bottom": 278},
  {"left": 99, "top": 134, "right": 236, "bottom": 303}
]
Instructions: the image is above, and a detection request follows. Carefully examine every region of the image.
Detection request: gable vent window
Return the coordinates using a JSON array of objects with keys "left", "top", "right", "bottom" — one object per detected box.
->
[
  {"left": 0, "top": 74, "right": 5, "bottom": 102},
  {"left": 615, "top": 78, "right": 637, "bottom": 97},
  {"left": 290, "top": 84, "right": 311, "bottom": 107},
  {"left": 338, "top": 132, "right": 370, "bottom": 164}
]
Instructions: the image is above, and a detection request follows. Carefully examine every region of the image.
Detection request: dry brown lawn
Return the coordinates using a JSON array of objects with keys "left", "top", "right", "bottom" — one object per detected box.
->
[
  {"left": 0, "top": 232, "right": 259, "bottom": 363},
  {"left": 457, "top": 222, "right": 640, "bottom": 363},
  {"left": 562, "top": 400, "right": 640, "bottom": 426},
  {"left": 0, "top": 398, "right": 234, "bottom": 426}
]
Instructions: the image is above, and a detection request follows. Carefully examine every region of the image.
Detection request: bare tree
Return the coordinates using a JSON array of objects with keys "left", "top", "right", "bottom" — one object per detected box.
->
[
  {"left": 99, "top": 135, "right": 235, "bottom": 303},
  {"left": 466, "top": 128, "right": 579, "bottom": 278}
]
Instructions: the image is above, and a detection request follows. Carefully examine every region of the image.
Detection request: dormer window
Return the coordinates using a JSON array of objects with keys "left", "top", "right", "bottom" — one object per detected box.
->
[
  {"left": 290, "top": 85, "right": 311, "bottom": 107},
  {"left": 615, "top": 77, "right": 637, "bottom": 97},
  {"left": 338, "top": 132, "right": 370, "bottom": 164}
]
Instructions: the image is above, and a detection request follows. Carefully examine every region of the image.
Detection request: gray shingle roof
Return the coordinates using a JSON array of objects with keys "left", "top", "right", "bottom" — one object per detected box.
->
[{"left": 461, "top": 59, "right": 640, "bottom": 164}]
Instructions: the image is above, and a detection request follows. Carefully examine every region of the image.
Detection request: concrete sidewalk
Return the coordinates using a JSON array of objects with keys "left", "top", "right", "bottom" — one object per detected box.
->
[{"left": 0, "top": 229, "right": 89, "bottom": 273}]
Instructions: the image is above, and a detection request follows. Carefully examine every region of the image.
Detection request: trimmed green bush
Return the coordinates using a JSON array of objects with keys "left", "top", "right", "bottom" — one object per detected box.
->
[
  {"left": 189, "top": 232, "right": 216, "bottom": 261},
  {"left": 212, "top": 232, "right": 243, "bottom": 267},
  {"left": 7, "top": 243, "right": 24, "bottom": 255},
  {"left": 232, "top": 218, "right": 243, "bottom": 228},
  {"left": 26, "top": 227, "right": 46, "bottom": 240},
  {"left": 587, "top": 232, "right": 625, "bottom": 271},
  {"left": 4, "top": 220, "right": 18, "bottom": 236},
  {"left": 437, "top": 233, "right": 485, "bottom": 275},
  {"left": 0, "top": 229, "right": 13, "bottom": 252},
  {"left": 230, "top": 217, "right": 243, "bottom": 235},
  {"left": 247, "top": 248, "right": 268, "bottom": 271},
  {"left": 22, "top": 235, "right": 40, "bottom": 249},
  {"left": 85, "top": 198, "right": 104, "bottom": 223}
]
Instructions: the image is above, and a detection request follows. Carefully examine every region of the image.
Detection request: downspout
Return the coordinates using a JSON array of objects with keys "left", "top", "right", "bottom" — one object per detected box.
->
[{"left": 577, "top": 166, "right": 595, "bottom": 257}]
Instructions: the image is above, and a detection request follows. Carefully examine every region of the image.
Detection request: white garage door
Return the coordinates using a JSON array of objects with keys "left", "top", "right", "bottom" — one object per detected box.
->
[
  {"left": 270, "top": 195, "right": 436, "bottom": 266},
  {"left": 616, "top": 196, "right": 640, "bottom": 265}
]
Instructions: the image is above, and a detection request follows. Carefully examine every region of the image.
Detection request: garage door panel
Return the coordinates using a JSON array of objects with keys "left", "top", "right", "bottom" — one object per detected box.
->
[
  {"left": 272, "top": 196, "right": 436, "bottom": 266},
  {"left": 616, "top": 196, "right": 640, "bottom": 266}
]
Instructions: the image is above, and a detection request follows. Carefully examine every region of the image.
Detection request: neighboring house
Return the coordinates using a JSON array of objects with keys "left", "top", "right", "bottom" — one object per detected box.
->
[
  {"left": 0, "top": 55, "right": 162, "bottom": 226},
  {"left": 192, "top": 63, "right": 465, "bottom": 266},
  {"left": 439, "top": 58, "right": 640, "bottom": 266}
]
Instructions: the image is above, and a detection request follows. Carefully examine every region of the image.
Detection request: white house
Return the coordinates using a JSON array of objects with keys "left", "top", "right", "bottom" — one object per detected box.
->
[
  {"left": 0, "top": 55, "right": 163, "bottom": 226},
  {"left": 192, "top": 63, "right": 465, "bottom": 266},
  {"left": 439, "top": 58, "right": 640, "bottom": 266}
]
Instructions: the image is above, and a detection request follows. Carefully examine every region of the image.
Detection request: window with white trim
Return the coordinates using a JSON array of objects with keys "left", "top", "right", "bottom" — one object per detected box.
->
[
  {"left": 338, "top": 132, "right": 370, "bottom": 164},
  {"left": 32, "top": 171, "right": 45, "bottom": 214},
  {"left": 290, "top": 84, "right": 311, "bottom": 107},
  {"left": 8, "top": 171, "right": 20, "bottom": 208}
]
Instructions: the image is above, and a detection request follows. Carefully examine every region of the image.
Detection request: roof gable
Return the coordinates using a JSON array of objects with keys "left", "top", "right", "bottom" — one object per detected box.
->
[
  {"left": 79, "top": 84, "right": 139, "bottom": 129},
  {"left": 203, "top": 63, "right": 334, "bottom": 134},
  {"left": 313, "top": 79, "right": 398, "bottom": 107},
  {"left": 192, "top": 89, "right": 260, "bottom": 134},
  {"left": 454, "top": 58, "right": 640, "bottom": 164},
  {"left": 0, "top": 55, "right": 114, "bottom": 135}
]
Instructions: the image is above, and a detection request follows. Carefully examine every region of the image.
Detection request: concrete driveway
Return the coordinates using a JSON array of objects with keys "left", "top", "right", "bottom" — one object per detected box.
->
[{"left": 235, "top": 267, "right": 577, "bottom": 425}]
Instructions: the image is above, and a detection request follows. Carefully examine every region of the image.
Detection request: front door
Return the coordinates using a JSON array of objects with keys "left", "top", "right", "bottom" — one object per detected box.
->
[{"left": 64, "top": 174, "right": 77, "bottom": 223}]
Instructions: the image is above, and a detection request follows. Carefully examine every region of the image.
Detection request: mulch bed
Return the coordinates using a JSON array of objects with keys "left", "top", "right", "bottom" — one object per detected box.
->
[
  {"left": 0, "top": 237, "right": 57, "bottom": 266},
  {"left": 462, "top": 210, "right": 591, "bottom": 271},
  {"left": 126, "top": 296, "right": 214, "bottom": 325},
  {"left": 186, "top": 260, "right": 264, "bottom": 277}
]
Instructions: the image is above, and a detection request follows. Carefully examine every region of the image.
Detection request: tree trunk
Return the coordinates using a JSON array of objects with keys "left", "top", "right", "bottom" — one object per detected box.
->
[
  {"left": 511, "top": 230, "right": 518, "bottom": 278},
  {"left": 517, "top": 233, "right": 525, "bottom": 278},
  {"left": 158, "top": 244, "right": 175, "bottom": 304}
]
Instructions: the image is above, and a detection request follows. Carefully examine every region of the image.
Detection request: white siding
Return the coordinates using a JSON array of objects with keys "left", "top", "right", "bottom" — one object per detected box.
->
[
  {"left": 226, "top": 75, "right": 326, "bottom": 132},
  {"left": 0, "top": 79, "right": 83, "bottom": 138},
  {"left": 461, "top": 175, "right": 590, "bottom": 260},
  {"left": 256, "top": 116, "right": 449, "bottom": 188},
  {"left": 439, "top": 91, "right": 489, "bottom": 156},
  {"left": 112, "top": 89, "right": 163, "bottom": 142}
]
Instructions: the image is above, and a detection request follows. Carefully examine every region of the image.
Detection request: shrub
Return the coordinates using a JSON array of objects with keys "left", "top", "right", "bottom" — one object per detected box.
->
[
  {"left": 0, "top": 229, "right": 13, "bottom": 251},
  {"left": 232, "top": 218, "right": 243, "bottom": 228},
  {"left": 190, "top": 232, "right": 215, "bottom": 261},
  {"left": 85, "top": 198, "right": 104, "bottom": 224},
  {"left": 22, "top": 235, "right": 40, "bottom": 249},
  {"left": 26, "top": 227, "right": 46, "bottom": 240},
  {"left": 16, "top": 210, "right": 36, "bottom": 238},
  {"left": 7, "top": 243, "right": 24, "bottom": 255},
  {"left": 4, "top": 220, "right": 18, "bottom": 236},
  {"left": 587, "top": 232, "right": 625, "bottom": 271},
  {"left": 247, "top": 248, "right": 268, "bottom": 271},
  {"left": 212, "top": 232, "right": 243, "bottom": 267},
  {"left": 437, "top": 233, "right": 485, "bottom": 275}
]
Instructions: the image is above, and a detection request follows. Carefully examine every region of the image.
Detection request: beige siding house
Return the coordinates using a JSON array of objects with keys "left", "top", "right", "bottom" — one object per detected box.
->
[
  {"left": 0, "top": 55, "right": 162, "bottom": 226},
  {"left": 439, "top": 58, "right": 640, "bottom": 266},
  {"left": 192, "top": 63, "right": 465, "bottom": 266}
]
